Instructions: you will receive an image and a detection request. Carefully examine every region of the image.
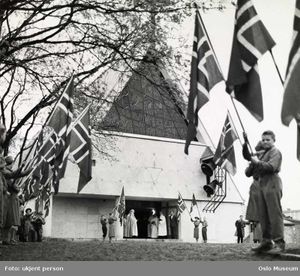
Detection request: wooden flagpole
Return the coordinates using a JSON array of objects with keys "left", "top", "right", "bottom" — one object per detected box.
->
[
  {"left": 195, "top": 3, "right": 259, "bottom": 156},
  {"left": 193, "top": 194, "right": 202, "bottom": 220},
  {"left": 269, "top": 49, "right": 284, "bottom": 86}
]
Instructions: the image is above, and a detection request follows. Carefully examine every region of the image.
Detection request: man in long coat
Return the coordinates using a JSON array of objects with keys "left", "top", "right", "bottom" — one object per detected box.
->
[
  {"left": 249, "top": 130, "right": 285, "bottom": 253},
  {"left": 168, "top": 210, "right": 178, "bottom": 239},
  {"left": 235, "top": 215, "right": 246, "bottom": 243}
]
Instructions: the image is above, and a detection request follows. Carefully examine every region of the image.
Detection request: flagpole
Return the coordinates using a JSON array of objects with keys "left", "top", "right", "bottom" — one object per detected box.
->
[
  {"left": 229, "top": 97, "right": 254, "bottom": 154},
  {"left": 45, "top": 74, "right": 74, "bottom": 126},
  {"left": 227, "top": 111, "right": 243, "bottom": 147},
  {"left": 165, "top": 58, "right": 216, "bottom": 150},
  {"left": 194, "top": 4, "right": 225, "bottom": 78},
  {"left": 269, "top": 49, "right": 284, "bottom": 86},
  {"left": 193, "top": 194, "right": 202, "bottom": 220}
]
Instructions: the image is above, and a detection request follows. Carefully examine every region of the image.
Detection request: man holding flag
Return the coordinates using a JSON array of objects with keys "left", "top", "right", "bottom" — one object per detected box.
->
[{"left": 247, "top": 130, "right": 285, "bottom": 253}]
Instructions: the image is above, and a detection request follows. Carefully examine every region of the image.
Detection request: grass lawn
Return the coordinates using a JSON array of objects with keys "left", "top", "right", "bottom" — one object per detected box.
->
[{"left": 1, "top": 239, "right": 300, "bottom": 261}]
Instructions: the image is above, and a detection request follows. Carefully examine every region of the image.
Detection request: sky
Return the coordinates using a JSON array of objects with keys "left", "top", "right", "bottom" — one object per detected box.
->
[{"left": 175, "top": 0, "right": 300, "bottom": 211}]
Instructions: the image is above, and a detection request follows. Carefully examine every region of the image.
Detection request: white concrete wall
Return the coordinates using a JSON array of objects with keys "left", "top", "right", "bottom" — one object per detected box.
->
[
  {"left": 46, "top": 195, "right": 244, "bottom": 243},
  {"left": 46, "top": 133, "right": 245, "bottom": 242},
  {"left": 48, "top": 196, "right": 123, "bottom": 240},
  {"left": 59, "top": 133, "right": 244, "bottom": 203}
]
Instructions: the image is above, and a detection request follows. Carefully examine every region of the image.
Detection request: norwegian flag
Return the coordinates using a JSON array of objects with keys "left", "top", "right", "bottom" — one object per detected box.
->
[
  {"left": 177, "top": 193, "right": 187, "bottom": 215},
  {"left": 213, "top": 113, "right": 238, "bottom": 175},
  {"left": 70, "top": 106, "right": 92, "bottom": 193},
  {"left": 226, "top": 0, "right": 275, "bottom": 121},
  {"left": 185, "top": 10, "right": 223, "bottom": 154},
  {"left": 47, "top": 76, "right": 74, "bottom": 193}
]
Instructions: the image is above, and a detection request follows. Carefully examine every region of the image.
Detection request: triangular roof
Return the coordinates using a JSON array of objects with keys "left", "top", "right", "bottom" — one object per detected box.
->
[{"left": 100, "top": 58, "right": 188, "bottom": 140}]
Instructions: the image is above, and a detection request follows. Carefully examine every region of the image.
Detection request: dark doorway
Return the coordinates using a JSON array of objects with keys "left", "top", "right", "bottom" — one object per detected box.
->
[{"left": 126, "top": 200, "right": 161, "bottom": 239}]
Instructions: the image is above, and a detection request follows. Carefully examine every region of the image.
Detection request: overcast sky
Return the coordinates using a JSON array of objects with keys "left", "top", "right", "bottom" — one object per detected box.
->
[{"left": 176, "top": 0, "right": 300, "bottom": 211}]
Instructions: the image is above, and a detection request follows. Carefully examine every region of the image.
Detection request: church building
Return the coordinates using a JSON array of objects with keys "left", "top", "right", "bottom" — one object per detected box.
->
[{"left": 43, "top": 58, "right": 246, "bottom": 243}]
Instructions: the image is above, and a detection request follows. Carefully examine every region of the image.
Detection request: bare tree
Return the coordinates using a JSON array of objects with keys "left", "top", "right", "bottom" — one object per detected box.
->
[{"left": 0, "top": 0, "right": 227, "bottom": 154}]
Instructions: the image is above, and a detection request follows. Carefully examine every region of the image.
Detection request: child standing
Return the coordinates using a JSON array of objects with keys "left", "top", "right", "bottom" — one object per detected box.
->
[
  {"left": 108, "top": 213, "right": 117, "bottom": 243},
  {"left": 191, "top": 217, "right": 201, "bottom": 242},
  {"left": 100, "top": 215, "right": 108, "bottom": 242}
]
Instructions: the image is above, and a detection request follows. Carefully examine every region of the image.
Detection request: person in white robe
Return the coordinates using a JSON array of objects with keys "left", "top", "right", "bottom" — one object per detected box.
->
[
  {"left": 158, "top": 211, "right": 167, "bottom": 238},
  {"left": 147, "top": 209, "right": 158, "bottom": 238},
  {"left": 126, "top": 209, "right": 138, "bottom": 238}
]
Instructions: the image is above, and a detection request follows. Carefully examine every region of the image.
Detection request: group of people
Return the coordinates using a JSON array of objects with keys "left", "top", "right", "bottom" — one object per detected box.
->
[
  {"left": 238, "top": 130, "right": 285, "bottom": 253},
  {"left": 100, "top": 213, "right": 118, "bottom": 243},
  {"left": 1, "top": 123, "right": 46, "bottom": 246},
  {"left": 99, "top": 207, "right": 209, "bottom": 243},
  {"left": 100, "top": 209, "right": 140, "bottom": 242},
  {"left": 147, "top": 209, "right": 167, "bottom": 239}
]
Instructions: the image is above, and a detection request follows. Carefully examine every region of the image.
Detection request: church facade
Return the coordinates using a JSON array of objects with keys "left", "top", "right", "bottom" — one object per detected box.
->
[{"left": 42, "top": 59, "right": 246, "bottom": 243}]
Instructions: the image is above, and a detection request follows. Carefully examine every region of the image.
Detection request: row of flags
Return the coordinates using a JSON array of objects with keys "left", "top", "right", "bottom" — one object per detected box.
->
[
  {"left": 185, "top": 0, "right": 300, "bottom": 167},
  {"left": 177, "top": 193, "right": 201, "bottom": 219},
  {"left": 19, "top": 76, "right": 93, "bottom": 216}
]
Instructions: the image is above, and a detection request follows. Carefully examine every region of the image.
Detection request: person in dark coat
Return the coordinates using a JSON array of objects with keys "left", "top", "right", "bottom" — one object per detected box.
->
[
  {"left": 1, "top": 156, "right": 32, "bottom": 245},
  {"left": 17, "top": 204, "right": 26, "bottom": 242},
  {"left": 31, "top": 211, "right": 45, "bottom": 242},
  {"left": 100, "top": 215, "right": 108, "bottom": 242},
  {"left": 23, "top": 208, "right": 35, "bottom": 242},
  {"left": 249, "top": 130, "right": 285, "bottom": 253},
  {"left": 168, "top": 210, "right": 178, "bottom": 239},
  {"left": 201, "top": 217, "right": 208, "bottom": 243},
  {"left": 235, "top": 215, "right": 246, "bottom": 243},
  {"left": 5, "top": 156, "right": 22, "bottom": 244},
  {"left": 0, "top": 153, "right": 9, "bottom": 244}
]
